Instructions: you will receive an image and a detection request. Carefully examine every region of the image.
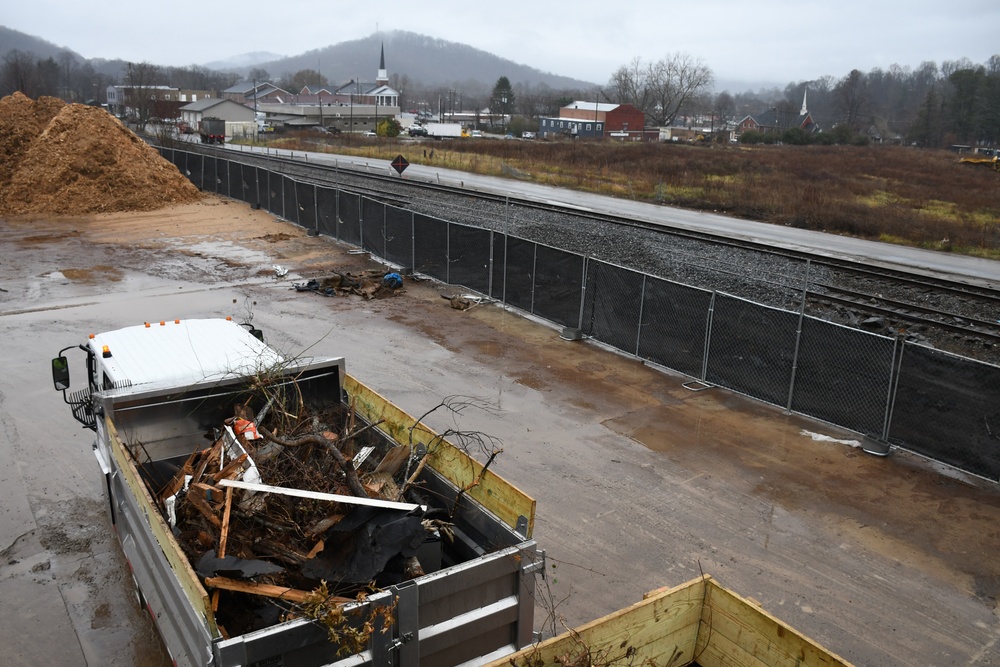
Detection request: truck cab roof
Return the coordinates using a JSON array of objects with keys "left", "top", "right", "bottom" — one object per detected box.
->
[{"left": 90, "top": 318, "right": 283, "bottom": 390}]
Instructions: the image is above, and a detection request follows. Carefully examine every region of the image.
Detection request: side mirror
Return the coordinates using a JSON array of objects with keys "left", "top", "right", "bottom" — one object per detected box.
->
[{"left": 52, "top": 356, "right": 71, "bottom": 391}]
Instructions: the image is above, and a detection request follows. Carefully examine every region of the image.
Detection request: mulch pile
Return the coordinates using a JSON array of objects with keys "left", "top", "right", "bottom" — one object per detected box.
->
[{"left": 0, "top": 92, "right": 201, "bottom": 216}]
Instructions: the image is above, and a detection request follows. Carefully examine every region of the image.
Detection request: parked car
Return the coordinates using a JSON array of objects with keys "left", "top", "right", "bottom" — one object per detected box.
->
[
  {"left": 471, "top": 130, "right": 483, "bottom": 138},
  {"left": 362, "top": 130, "right": 377, "bottom": 137},
  {"left": 522, "top": 131, "right": 536, "bottom": 139},
  {"left": 408, "top": 125, "right": 428, "bottom": 137}
]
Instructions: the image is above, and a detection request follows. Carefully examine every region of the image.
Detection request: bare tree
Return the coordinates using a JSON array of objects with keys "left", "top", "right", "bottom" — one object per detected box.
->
[
  {"left": 2, "top": 49, "right": 38, "bottom": 97},
  {"left": 123, "top": 61, "right": 162, "bottom": 128},
  {"left": 645, "top": 53, "right": 714, "bottom": 126},
  {"left": 606, "top": 53, "right": 713, "bottom": 126},
  {"left": 835, "top": 69, "right": 868, "bottom": 128},
  {"left": 607, "top": 57, "right": 650, "bottom": 110}
]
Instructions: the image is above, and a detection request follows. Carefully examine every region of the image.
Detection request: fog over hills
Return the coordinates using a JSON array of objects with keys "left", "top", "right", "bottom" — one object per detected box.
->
[{"left": 1, "top": 26, "right": 598, "bottom": 92}]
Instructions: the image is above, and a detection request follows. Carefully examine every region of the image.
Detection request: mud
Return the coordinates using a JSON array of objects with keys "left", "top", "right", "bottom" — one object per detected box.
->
[{"left": 1, "top": 196, "right": 998, "bottom": 667}]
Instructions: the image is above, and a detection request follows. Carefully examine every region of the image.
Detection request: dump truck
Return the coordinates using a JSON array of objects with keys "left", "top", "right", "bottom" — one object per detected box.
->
[
  {"left": 199, "top": 117, "right": 226, "bottom": 144},
  {"left": 52, "top": 317, "right": 539, "bottom": 667}
]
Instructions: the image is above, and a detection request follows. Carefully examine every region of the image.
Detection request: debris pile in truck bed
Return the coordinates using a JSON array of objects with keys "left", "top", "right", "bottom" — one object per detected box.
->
[
  {"left": 145, "top": 396, "right": 452, "bottom": 637},
  {"left": 0, "top": 92, "right": 201, "bottom": 216}
]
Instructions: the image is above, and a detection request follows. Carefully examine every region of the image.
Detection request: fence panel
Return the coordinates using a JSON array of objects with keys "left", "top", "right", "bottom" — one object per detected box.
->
[
  {"left": 385, "top": 206, "right": 413, "bottom": 268},
  {"left": 203, "top": 155, "right": 218, "bottom": 194},
  {"left": 228, "top": 162, "right": 248, "bottom": 203},
  {"left": 706, "top": 294, "right": 798, "bottom": 406},
  {"left": 281, "top": 175, "right": 297, "bottom": 223},
  {"left": 339, "top": 192, "right": 361, "bottom": 245},
  {"left": 532, "top": 245, "right": 584, "bottom": 329},
  {"left": 791, "top": 318, "right": 895, "bottom": 437},
  {"left": 220, "top": 160, "right": 234, "bottom": 197},
  {"left": 185, "top": 152, "right": 204, "bottom": 190},
  {"left": 636, "top": 278, "right": 712, "bottom": 378},
  {"left": 490, "top": 234, "right": 506, "bottom": 301},
  {"left": 317, "top": 186, "right": 338, "bottom": 237},
  {"left": 261, "top": 168, "right": 278, "bottom": 216},
  {"left": 448, "top": 224, "right": 491, "bottom": 294},
  {"left": 890, "top": 345, "right": 1000, "bottom": 480},
  {"left": 502, "top": 237, "right": 536, "bottom": 313},
  {"left": 296, "top": 181, "right": 316, "bottom": 231},
  {"left": 582, "top": 261, "right": 644, "bottom": 354},
  {"left": 362, "top": 197, "right": 386, "bottom": 257},
  {"left": 413, "top": 214, "right": 448, "bottom": 281}
]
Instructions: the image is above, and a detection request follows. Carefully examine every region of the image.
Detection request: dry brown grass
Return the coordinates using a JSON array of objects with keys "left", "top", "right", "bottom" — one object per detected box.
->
[{"left": 264, "top": 134, "right": 1000, "bottom": 259}]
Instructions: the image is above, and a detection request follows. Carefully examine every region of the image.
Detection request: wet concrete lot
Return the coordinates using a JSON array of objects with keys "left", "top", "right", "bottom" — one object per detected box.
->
[{"left": 1, "top": 199, "right": 998, "bottom": 666}]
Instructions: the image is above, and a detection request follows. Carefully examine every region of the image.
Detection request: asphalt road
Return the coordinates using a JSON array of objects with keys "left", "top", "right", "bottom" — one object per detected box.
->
[{"left": 1, "top": 196, "right": 999, "bottom": 666}]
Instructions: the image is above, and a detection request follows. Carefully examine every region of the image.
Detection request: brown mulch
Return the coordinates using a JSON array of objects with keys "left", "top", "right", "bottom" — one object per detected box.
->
[{"left": 0, "top": 92, "right": 201, "bottom": 216}]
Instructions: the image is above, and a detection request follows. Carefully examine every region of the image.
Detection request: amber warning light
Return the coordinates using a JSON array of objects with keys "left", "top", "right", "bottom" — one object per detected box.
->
[{"left": 102, "top": 345, "right": 112, "bottom": 358}]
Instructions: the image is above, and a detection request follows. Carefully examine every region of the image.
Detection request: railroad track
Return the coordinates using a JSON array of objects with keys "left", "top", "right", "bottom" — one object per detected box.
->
[{"left": 175, "top": 142, "right": 1000, "bottom": 363}]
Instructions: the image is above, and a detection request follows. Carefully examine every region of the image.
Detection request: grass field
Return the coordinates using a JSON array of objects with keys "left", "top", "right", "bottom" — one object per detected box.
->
[{"left": 265, "top": 134, "right": 1000, "bottom": 259}]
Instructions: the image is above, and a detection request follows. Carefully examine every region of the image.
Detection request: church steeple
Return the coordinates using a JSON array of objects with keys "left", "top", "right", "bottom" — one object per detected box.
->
[
  {"left": 376, "top": 43, "right": 388, "bottom": 86},
  {"left": 800, "top": 88, "right": 808, "bottom": 116}
]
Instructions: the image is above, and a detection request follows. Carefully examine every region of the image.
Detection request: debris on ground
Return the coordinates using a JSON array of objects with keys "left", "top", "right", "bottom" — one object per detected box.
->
[
  {"left": 145, "top": 395, "right": 452, "bottom": 638},
  {"left": 0, "top": 92, "right": 201, "bottom": 216},
  {"left": 441, "top": 293, "right": 484, "bottom": 311},
  {"left": 292, "top": 270, "right": 404, "bottom": 300}
]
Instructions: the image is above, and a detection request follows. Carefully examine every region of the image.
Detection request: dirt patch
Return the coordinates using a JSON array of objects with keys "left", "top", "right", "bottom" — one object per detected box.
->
[
  {"left": 60, "top": 266, "right": 124, "bottom": 283},
  {"left": 0, "top": 92, "right": 201, "bottom": 216}
]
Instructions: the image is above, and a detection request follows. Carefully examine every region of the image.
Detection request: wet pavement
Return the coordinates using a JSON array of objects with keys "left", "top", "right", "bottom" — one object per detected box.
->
[{"left": 1, "top": 201, "right": 998, "bottom": 666}]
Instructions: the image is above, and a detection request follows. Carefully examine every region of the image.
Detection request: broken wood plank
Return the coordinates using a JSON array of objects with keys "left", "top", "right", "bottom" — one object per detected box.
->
[
  {"left": 218, "top": 487, "right": 233, "bottom": 559},
  {"left": 203, "top": 576, "right": 352, "bottom": 605},
  {"left": 188, "top": 483, "right": 222, "bottom": 528},
  {"left": 212, "top": 453, "right": 248, "bottom": 483},
  {"left": 218, "top": 479, "right": 425, "bottom": 512},
  {"left": 159, "top": 448, "right": 200, "bottom": 504}
]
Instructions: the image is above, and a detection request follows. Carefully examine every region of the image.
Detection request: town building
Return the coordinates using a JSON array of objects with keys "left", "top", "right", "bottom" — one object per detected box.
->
[
  {"left": 246, "top": 44, "right": 400, "bottom": 134},
  {"left": 538, "top": 101, "right": 645, "bottom": 140},
  {"left": 737, "top": 90, "right": 820, "bottom": 138}
]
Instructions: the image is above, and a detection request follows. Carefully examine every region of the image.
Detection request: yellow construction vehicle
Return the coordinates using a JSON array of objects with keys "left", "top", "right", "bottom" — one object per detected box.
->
[{"left": 959, "top": 155, "right": 1000, "bottom": 172}]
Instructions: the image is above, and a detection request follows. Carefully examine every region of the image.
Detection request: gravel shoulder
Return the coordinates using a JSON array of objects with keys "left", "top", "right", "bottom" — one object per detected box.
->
[{"left": 1, "top": 196, "right": 998, "bottom": 666}]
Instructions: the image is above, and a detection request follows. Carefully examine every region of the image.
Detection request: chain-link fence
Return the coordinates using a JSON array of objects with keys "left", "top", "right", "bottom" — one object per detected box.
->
[{"left": 161, "top": 148, "right": 1000, "bottom": 481}]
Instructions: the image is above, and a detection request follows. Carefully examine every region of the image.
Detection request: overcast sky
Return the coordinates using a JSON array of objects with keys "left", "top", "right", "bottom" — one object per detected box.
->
[{"left": 4, "top": 0, "right": 999, "bottom": 89}]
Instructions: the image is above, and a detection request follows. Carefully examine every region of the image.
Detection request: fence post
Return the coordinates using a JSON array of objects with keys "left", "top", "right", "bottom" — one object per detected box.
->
[
  {"left": 700, "top": 292, "right": 716, "bottom": 383},
  {"left": 785, "top": 259, "right": 811, "bottom": 412},
  {"left": 576, "top": 257, "right": 588, "bottom": 331},
  {"left": 635, "top": 274, "right": 647, "bottom": 356},
  {"left": 530, "top": 243, "right": 538, "bottom": 315}
]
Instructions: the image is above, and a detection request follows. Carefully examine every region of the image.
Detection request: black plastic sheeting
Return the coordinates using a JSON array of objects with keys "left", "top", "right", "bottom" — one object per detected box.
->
[
  {"left": 636, "top": 277, "right": 712, "bottom": 378},
  {"left": 281, "top": 175, "right": 297, "bottom": 224},
  {"left": 890, "top": 345, "right": 1000, "bottom": 480},
  {"left": 531, "top": 245, "right": 584, "bottom": 329},
  {"left": 705, "top": 294, "right": 798, "bottom": 406},
  {"left": 501, "top": 236, "right": 537, "bottom": 314},
  {"left": 252, "top": 167, "right": 268, "bottom": 210},
  {"left": 362, "top": 197, "right": 386, "bottom": 256},
  {"left": 203, "top": 156, "right": 218, "bottom": 194},
  {"left": 792, "top": 317, "right": 896, "bottom": 438},
  {"left": 316, "top": 186, "right": 338, "bottom": 237},
  {"left": 339, "top": 192, "right": 361, "bottom": 245},
  {"left": 582, "top": 262, "right": 644, "bottom": 354},
  {"left": 413, "top": 213, "right": 448, "bottom": 280},
  {"left": 448, "top": 224, "right": 491, "bottom": 294},
  {"left": 490, "top": 235, "right": 507, "bottom": 301},
  {"left": 296, "top": 181, "right": 316, "bottom": 232},
  {"left": 228, "top": 162, "right": 247, "bottom": 204},
  {"left": 385, "top": 205, "right": 412, "bottom": 268}
]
